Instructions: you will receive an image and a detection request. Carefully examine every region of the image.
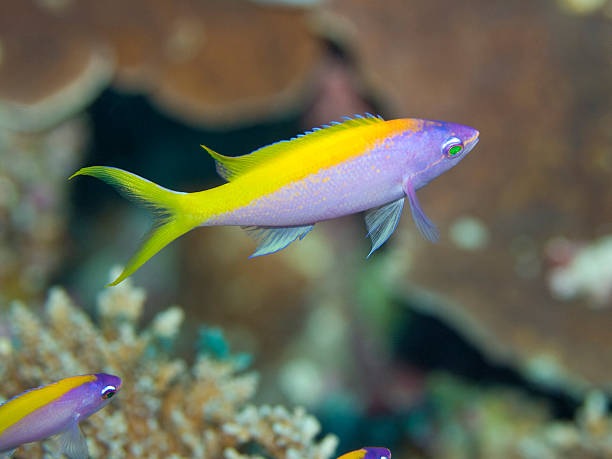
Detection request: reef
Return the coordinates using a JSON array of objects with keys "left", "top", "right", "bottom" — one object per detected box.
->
[
  {"left": 0, "top": 272, "right": 338, "bottom": 459},
  {"left": 0, "top": 119, "right": 87, "bottom": 303},
  {"left": 1, "top": 0, "right": 611, "bottom": 456},
  {"left": 317, "top": 0, "right": 612, "bottom": 394},
  {"left": 0, "top": 0, "right": 322, "bottom": 131},
  {"left": 425, "top": 375, "right": 612, "bottom": 459}
]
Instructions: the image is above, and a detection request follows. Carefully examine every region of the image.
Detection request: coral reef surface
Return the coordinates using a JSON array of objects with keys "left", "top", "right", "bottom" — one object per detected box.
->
[{"left": 0, "top": 272, "right": 337, "bottom": 459}]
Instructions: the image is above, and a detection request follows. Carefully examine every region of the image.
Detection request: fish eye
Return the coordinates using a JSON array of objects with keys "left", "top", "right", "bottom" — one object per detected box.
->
[
  {"left": 442, "top": 137, "right": 463, "bottom": 157},
  {"left": 101, "top": 385, "right": 117, "bottom": 400}
]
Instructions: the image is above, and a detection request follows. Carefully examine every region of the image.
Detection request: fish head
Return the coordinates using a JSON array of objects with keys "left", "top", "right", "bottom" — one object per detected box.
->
[
  {"left": 363, "top": 447, "right": 391, "bottom": 459},
  {"left": 72, "top": 373, "right": 122, "bottom": 419},
  {"left": 406, "top": 119, "right": 479, "bottom": 187}
]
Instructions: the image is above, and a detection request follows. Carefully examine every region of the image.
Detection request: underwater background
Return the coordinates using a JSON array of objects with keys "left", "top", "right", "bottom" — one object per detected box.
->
[{"left": 1, "top": 0, "right": 611, "bottom": 457}]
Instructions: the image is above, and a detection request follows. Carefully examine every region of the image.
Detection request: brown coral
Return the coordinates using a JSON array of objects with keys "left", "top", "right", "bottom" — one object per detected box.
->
[
  {"left": 0, "top": 0, "right": 323, "bottom": 131},
  {"left": 0, "top": 1, "right": 112, "bottom": 131},
  {"left": 321, "top": 0, "right": 612, "bottom": 392}
]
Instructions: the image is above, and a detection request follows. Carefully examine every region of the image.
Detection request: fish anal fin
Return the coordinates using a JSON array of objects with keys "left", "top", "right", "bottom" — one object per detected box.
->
[
  {"left": 403, "top": 178, "right": 439, "bottom": 242},
  {"left": 202, "top": 114, "right": 385, "bottom": 181},
  {"left": 58, "top": 422, "right": 88, "bottom": 459},
  {"left": 365, "top": 198, "right": 405, "bottom": 257},
  {"left": 246, "top": 225, "right": 314, "bottom": 257}
]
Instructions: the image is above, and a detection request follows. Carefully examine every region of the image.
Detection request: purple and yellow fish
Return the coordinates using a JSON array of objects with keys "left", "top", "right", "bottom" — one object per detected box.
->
[
  {"left": 70, "top": 114, "right": 479, "bottom": 285},
  {"left": 0, "top": 374, "right": 121, "bottom": 458},
  {"left": 336, "top": 446, "right": 392, "bottom": 459}
]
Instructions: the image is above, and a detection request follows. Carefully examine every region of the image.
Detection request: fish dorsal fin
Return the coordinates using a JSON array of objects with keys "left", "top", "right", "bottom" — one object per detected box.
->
[
  {"left": 202, "top": 114, "right": 384, "bottom": 181},
  {"left": 200, "top": 144, "right": 247, "bottom": 182}
]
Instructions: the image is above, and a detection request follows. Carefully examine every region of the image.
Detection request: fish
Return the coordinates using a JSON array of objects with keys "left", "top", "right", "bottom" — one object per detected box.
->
[
  {"left": 70, "top": 114, "right": 479, "bottom": 285},
  {"left": 0, "top": 373, "right": 121, "bottom": 458},
  {"left": 336, "top": 446, "right": 392, "bottom": 459}
]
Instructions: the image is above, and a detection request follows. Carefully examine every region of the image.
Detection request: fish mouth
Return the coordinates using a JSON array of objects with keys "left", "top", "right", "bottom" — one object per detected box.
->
[{"left": 465, "top": 130, "right": 480, "bottom": 151}]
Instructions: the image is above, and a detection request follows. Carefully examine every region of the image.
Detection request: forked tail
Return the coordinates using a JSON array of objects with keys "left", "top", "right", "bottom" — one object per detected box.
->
[{"left": 70, "top": 166, "right": 198, "bottom": 286}]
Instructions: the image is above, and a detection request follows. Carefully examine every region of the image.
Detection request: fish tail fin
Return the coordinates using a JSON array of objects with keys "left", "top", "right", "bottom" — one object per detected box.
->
[{"left": 69, "top": 166, "right": 198, "bottom": 286}]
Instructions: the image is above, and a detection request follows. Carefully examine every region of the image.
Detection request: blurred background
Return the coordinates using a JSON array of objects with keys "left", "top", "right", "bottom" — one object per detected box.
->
[{"left": 1, "top": 0, "right": 611, "bottom": 457}]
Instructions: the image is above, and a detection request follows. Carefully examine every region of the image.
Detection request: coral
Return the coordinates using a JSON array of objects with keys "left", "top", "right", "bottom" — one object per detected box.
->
[
  {"left": 0, "top": 274, "right": 338, "bottom": 459},
  {"left": 223, "top": 405, "right": 338, "bottom": 459},
  {"left": 547, "top": 235, "right": 612, "bottom": 308},
  {"left": 0, "top": 119, "right": 87, "bottom": 303},
  {"left": 0, "top": 2, "right": 112, "bottom": 131},
  {"left": 0, "top": 0, "right": 322, "bottom": 131},
  {"left": 518, "top": 390, "right": 612, "bottom": 459},
  {"left": 318, "top": 0, "right": 612, "bottom": 393},
  {"left": 426, "top": 375, "right": 612, "bottom": 459}
]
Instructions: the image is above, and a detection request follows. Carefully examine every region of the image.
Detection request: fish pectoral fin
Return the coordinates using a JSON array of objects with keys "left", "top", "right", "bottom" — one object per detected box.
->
[
  {"left": 58, "top": 422, "right": 88, "bottom": 459},
  {"left": 403, "top": 177, "right": 439, "bottom": 243},
  {"left": 245, "top": 225, "right": 314, "bottom": 258},
  {"left": 365, "top": 198, "right": 405, "bottom": 257}
]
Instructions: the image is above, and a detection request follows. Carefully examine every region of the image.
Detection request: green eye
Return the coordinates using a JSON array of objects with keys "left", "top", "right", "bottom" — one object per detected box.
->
[{"left": 442, "top": 137, "right": 464, "bottom": 157}]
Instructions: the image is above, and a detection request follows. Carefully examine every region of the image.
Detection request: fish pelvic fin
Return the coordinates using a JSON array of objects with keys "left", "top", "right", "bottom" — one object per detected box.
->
[
  {"left": 365, "top": 198, "right": 405, "bottom": 257},
  {"left": 58, "top": 422, "right": 88, "bottom": 459},
  {"left": 70, "top": 166, "right": 198, "bottom": 286}
]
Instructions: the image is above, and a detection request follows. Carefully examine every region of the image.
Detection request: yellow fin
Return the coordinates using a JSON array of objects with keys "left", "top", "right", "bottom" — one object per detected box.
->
[
  {"left": 202, "top": 114, "right": 384, "bottom": 181},
  {"left": 200, "top": 144, "right": 253, "bottom": 182},
  {"left": 69, "top": 166, "right": 198, "bottom": 286}
]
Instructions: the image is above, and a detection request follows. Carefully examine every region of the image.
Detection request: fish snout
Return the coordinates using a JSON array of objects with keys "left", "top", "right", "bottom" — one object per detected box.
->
[{"left": 465, "top": 129, "right": 480, "bottom": 152}]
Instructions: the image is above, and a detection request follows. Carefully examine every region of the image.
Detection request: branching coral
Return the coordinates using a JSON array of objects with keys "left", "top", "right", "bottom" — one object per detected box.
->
[{"left": 0, "top": 273, "right": 338, "bottom": 458}]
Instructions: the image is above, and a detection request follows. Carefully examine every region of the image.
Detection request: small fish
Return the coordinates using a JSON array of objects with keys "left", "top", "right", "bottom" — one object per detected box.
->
[
  {"left": 0, "top": 374, "right": 121, "bottom": 458},
  {"left": 336, "top": 446, "right": 392, "bottom": 459},
  {"left": 70, "top": 115, "right": 479, "bottom": 285}
]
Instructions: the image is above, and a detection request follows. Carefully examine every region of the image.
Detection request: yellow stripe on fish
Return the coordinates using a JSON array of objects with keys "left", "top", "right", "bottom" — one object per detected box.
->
[
  {"left": 336, "top": 449, "right": 368, "bottom": 459},
  {"left": 194, "top": 117, "right": 417, "bottom": 220}
]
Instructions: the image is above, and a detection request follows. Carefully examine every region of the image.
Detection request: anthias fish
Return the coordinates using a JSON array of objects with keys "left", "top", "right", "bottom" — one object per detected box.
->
[
  {"left": 0, "top": 374, "right": 121, "bottom": 458},
  {"left": 71, "top": 115, "right": 479, "bottom": 285},
  {"left": 336, "top": 446, "right": 392, "bottom": 459}
]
